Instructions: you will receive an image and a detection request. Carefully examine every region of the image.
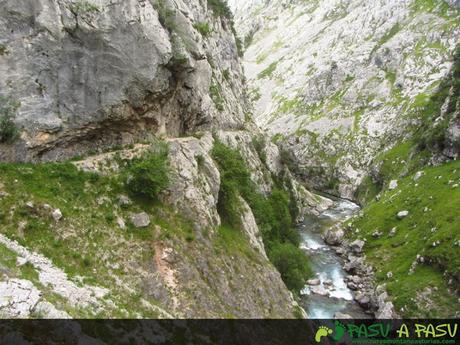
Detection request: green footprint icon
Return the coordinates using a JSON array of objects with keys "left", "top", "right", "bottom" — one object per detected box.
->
[
  {"left": 315, "top": 326, "right": 333, "bottom": 343},
  {"left": 332, "top": 321, "right": 346, "bottom": 341}
]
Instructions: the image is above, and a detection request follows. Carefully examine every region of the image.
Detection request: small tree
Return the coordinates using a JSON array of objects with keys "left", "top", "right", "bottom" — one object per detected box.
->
[
  {"left": 0, "top": 95, "right": 19, "bottom": 143},
  {"left": 269, "top": 242, "right": 313, "bottom": 292},
  {"left": 125, "top": 145, "right": 170, "bottom": 201},
  {"left": 193, "top": 22, "right": 213, "bottom": 37}
]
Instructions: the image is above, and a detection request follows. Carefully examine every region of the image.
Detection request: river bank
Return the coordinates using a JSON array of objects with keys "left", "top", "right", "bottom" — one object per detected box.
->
[
  {"left": 299, "top": 199, "right": 371, "bottom": 318},
  {"left": 321, "top": 203, "right": 399, "bottom": 319}
]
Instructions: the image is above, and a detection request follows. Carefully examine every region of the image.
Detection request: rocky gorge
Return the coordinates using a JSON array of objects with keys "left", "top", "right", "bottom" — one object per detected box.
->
[
  {"left": 0, "top": 0, "right": 459, "bottom": 320},
  {"left": 230, "top": 0, "right": 460, "bottom": 318}
]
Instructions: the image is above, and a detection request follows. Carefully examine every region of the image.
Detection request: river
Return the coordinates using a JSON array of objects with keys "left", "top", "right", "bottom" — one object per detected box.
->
[{"left": 299, "top": 199, "right": 370, "bottom": 319}]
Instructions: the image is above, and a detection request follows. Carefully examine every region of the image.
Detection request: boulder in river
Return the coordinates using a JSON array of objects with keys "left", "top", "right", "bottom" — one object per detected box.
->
[
  {"left": 347, "top": 275, "right": 362, "bottom": 284},
  {"left": 307, "top": 278, "right": 321, "bottom": 286},
  {"left": 347, "top": 282, "right": 359, "bottom": 290},
  {"left": 344, "top": 256, "right": 363, "bottom": 273},
  {"left": 334, "top": 312, "right": 353, "bottom": 319},
  {"left": 323, "top": 227, "right": 344, "bottom": 245},
  {"left": 355, "top": 293, "right": 371, "bottom": 308},
  {"left": 323, "top": 279, "right": 333, "bottom": 286},
  {"left": 350, "top": 239, "right": 365, "bottom": 254},
  {"left": 376, "top": 301, "right": 396, "bottom": 319},
  {"left": 310, "top": 285, "right": 330, "bottom": 297}
]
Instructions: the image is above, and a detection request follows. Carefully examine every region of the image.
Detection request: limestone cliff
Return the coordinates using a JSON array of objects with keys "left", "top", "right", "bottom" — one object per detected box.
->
[
  {"left": 231, "top": 0, "right": 460, "bottom": 198},
  {"left": 0, "top": 0, "right": 248, "bottom": 162}
]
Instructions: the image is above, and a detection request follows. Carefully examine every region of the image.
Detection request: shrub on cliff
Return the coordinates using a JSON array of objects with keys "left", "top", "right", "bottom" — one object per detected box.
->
[
  {"left": 212, "top": 139, "right": 252, "bottom": 227},
  {"left": 212, "top": 139, "right": 311, "bottom": 292},
  {"left": 125, "top": 145, "right": 170, "bottom": 202},
  {"left": 194, "top": 22, "right": 213, "bottom": 37},
  {"left": 207, "top": 0, "right": 232, "bottom": 20},
  {"left": 0, "top": 95, "right": 19, "bottom": 143},
  {"left": 269, "top": 242, "right": 313, "bottom": 292}
]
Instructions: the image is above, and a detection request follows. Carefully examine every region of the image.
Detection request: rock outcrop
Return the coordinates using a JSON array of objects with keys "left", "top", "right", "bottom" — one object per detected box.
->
[{"left": 0, "top": 0, "right": 248, "bottom": 162}]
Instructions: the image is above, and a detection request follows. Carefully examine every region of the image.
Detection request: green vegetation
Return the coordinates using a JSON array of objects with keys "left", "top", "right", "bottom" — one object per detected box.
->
[
  {"left": 347, "top": 160, "right": 460, "bottom": 317},
  {"left": 0, "top": 95, "right": 19, "bottom": 143},
  {"left": 352, "top": 45, "right": 460, "bottom": 317},
  {"left": 352, "top": 108, "right": 364, "bottom": 132},
  {"left": 252, "top": 135, "right": 268, "bottom": 166},
  {"left": 210, "top": 82, "right": 225, "bottom": 111},
  {"left": 205, "top": 0, "right": 244, "bottom": 56},
  {"left": 152, "top": 0, "right": 177, "bottom": 32},
  {"left": 269, "top": 242, "right": 313, "bottom": 292},
  {"left": 244, "top": 32, "right": 254, "bottom": 48},
  {"left": 271, "top": 133, "right": 285, "bottom": 144},
  {"left": 385, "top": 70, "right": 396, "bottom": 85},
  {"left": 222, "top": 69, "right": 230, "bottom": 81},
  {"left": 211, "top": 140, "right": 312, "bottom": 293},
  {"left": 255, "top": 40, "right": 284, "bottom": 64},
  {"left": 417, "top": 45, "right": 460, "bottom": 152},
  {"left": 193, "top": 22, "right": 213, "bottom": 37},
  {"left": 69, "top": 0, "right": 100, "bottom": 14},
  {"left": 0, "top": 147, "right": 192, "bottom": 317},
  {"left": 357, "top": 45, "right": 460, "bottom": 200},
  {"left": 234, "top": 34, "right": 244, "bottom": 58},
  {"left": 257, "top": 61, "right": 279, "bottom": 79},
  {"left": 411, "top": 0, "right": 452, "bottom": 17},
  {"left": 125, "top": 145, "right": 170, "bottom": 202},
  {"left": 345, "top": 74, "right": 355, "bottom": 82},
  {"left": 207, "top": 0, "right": 232, "bottom": 20},
  {"left": 214, "top": 225, "right": 259, "bottom": 262},
  {"left": 377, "top": 22, "right": 401, "bottom": 48},
  {"left": 0, "top": 44, "right": 8, "bottom": 56},
  {"left": 248, "top": 87, "right": 262, "bottom": 102},
  {"left": 277, "top": 97, "right": 302, "bottom": 114},
  {"left": 256, "top": 51, "right": 269, "bottom": 64}
]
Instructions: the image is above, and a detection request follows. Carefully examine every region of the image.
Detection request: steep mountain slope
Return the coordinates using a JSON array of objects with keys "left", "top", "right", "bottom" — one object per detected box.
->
[
  {"left": 0, "top": 0, "right": 334, "bottom": 318},
  {"left": 231, "top": 0, "right": 460, "bottom": 318},
  {"left": 232, "top": 0, "right": 460, "bottom": 198},
  {"left": 342, "top": 51, "right": 460, "bottom": 317}
]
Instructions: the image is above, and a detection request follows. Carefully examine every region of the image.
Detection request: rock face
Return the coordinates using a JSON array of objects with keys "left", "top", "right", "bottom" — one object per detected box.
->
[
  {"left": 165, "top": 133, "right": 221, "bottom": 231},
  {"left": 231, "top": 0, "right": 460, "bottom": 198},
  {"left": 0, "top": 0, "right": 247, "bottom": 162},
  {"left": 0, "top": 279, "right": 42, "bottom": 318},
  {"left": 238, "top": 196, "right": 267, "bottom": 258}
]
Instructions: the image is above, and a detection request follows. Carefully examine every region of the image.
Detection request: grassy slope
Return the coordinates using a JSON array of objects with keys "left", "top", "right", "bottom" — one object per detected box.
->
[
  {"left": 348, "top": 45, "right": 460, "bottom": 317},
  {"left": 347, "top": 159, "right": 460, "bottom": 317},
  {"left": 0, "top": 159, "right": 208, "bottom": 317},
  {"left": 0, "top": 148, "right": 289, "bottom": 318}
]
